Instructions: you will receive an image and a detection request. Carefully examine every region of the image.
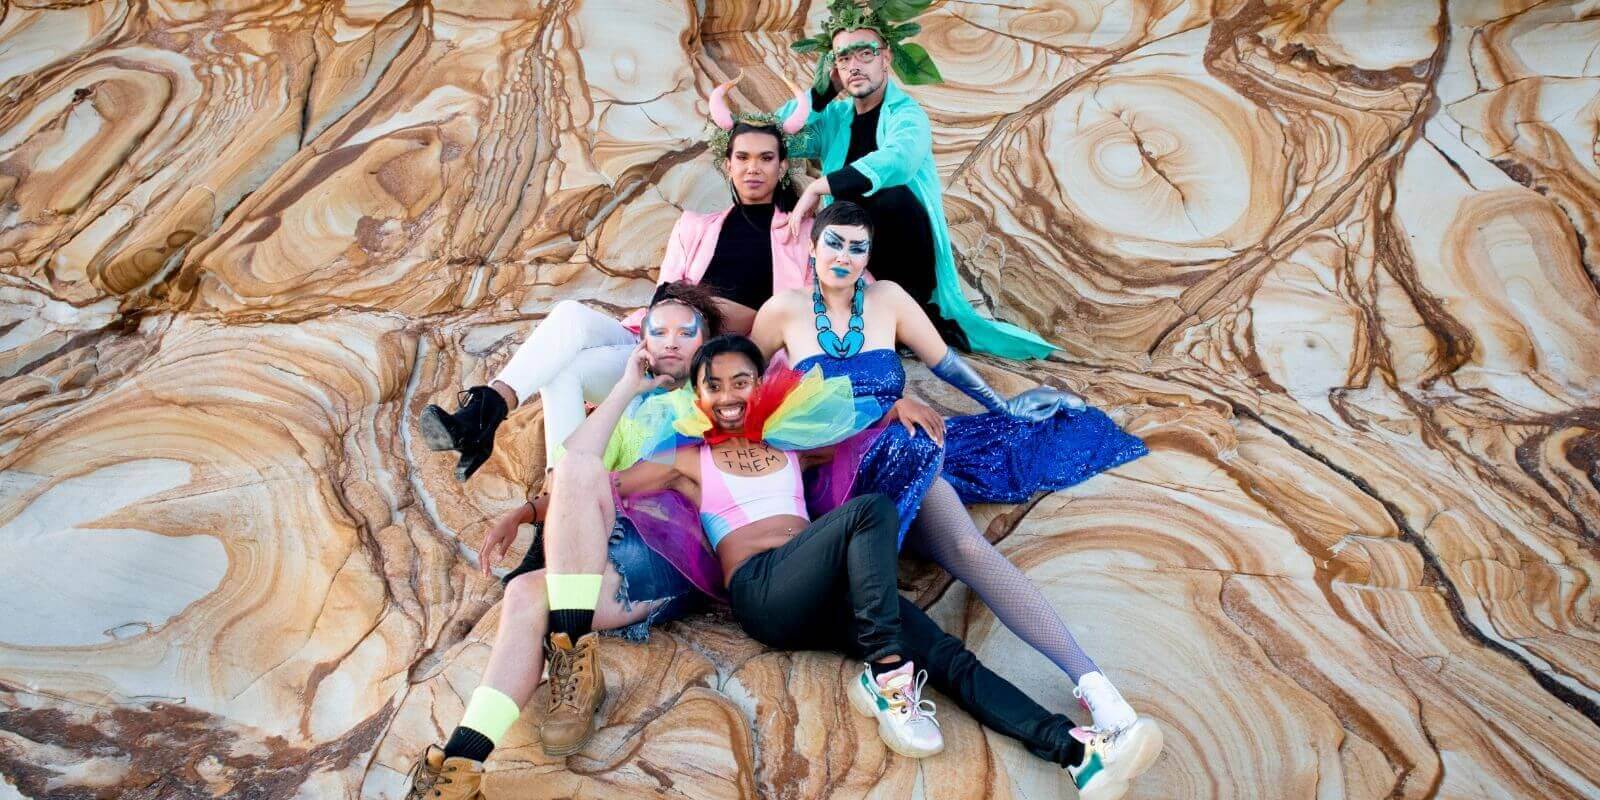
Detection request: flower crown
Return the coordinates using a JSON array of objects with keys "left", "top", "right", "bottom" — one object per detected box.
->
[
  {"left": 704, "top": 76, "right": 815, "bottom": 175},
  {"left": 790, "top": 0, "right": 943, "bottom": 93}
]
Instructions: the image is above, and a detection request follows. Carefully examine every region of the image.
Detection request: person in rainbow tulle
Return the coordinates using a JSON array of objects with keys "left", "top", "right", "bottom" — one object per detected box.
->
[
  {"left": 401, "top": 323, "right": 885, "bottom": 799},
  {"left": 752, "top": 202, "right": 1158, "bottom": 757},
  {"left": 541, "top": 332, "right": 1160, "bottom": 798},
  {"left": 405, "top": 320, "right": 1160, "bottom": 797},
  {"left": 417, "top": 77, "right": 820, "bottom": 480}
]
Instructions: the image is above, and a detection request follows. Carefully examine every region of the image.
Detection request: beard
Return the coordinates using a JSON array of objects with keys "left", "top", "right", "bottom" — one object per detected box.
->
[
  {"left": 844, "top": 72, "right": 881, "bottom": 98},
  {"left": 648, "top": 361, "right": 688, "bottom": 390}
]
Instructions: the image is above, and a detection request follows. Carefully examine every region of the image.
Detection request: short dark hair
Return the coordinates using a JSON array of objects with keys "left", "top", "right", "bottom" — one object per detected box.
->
[
  {"left": 810, "top": 200, "right": 875, "bottom": 245},
  {"left": 689, "top": 334, "right": 766, "bottom": 389},
  {"left": 648, "top": 281, "right": 724, "bottom": 337}
]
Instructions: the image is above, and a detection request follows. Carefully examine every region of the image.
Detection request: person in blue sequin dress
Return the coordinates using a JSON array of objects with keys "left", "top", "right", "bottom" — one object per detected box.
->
[{"left": 752, "top": 201, "right": 1154, "bottom": 735}]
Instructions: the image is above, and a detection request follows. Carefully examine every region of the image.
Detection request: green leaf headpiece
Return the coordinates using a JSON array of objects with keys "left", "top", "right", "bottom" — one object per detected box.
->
[
  {"left": 790, "top": 0, "right": 942, "bottom": 92},
  {"left": 705, "top": 75, "right": 815, "bottom": 177}
]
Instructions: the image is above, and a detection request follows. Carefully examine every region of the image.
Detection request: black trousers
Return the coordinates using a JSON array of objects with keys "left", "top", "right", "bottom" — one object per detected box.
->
[
  {"left": 727, "top": 495, "right": 1078, "bottom": 765},
  {"left": 730, "top": 494, "right": 904, "bottom": 663}
]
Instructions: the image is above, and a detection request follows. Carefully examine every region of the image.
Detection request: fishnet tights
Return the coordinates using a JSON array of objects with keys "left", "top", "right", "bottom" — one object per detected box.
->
[{"left": 905, "top": 477, "right": 1099, "bottom": 682}]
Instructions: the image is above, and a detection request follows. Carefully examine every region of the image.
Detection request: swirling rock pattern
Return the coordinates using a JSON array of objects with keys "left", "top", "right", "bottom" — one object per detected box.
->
[{"left": 3, "top": 1, "right": 1599, "bottom": 797}]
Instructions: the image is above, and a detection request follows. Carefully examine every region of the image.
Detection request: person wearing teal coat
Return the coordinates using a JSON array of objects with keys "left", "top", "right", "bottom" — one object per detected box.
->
[{"left": 778, "top": 23, "right": 1056, "bottom": 361}]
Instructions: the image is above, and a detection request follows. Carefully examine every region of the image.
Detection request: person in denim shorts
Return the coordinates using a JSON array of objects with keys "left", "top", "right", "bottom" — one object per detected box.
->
[
  {"left": 403, "top": 285, "right": 723, "bottom": 800},
  {"left": 499, "top": 515, "right": 700, "bottom": 644}
]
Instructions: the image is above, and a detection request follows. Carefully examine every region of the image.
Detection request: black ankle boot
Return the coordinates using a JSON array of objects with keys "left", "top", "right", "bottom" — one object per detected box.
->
[
  {"left": 500, "top": 521, "right": 546, "bottom": 585},
  {"left": 419, "top": 386, "right": 508, "bottom": 480}
]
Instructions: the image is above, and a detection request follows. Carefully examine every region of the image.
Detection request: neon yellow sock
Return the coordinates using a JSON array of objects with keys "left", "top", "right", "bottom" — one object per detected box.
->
[
  {"left": 546, "top": 573, "right": 603, "bottom": 611},
  {"left": 459, "top": 686, "right": 521, "bottom": 745}
]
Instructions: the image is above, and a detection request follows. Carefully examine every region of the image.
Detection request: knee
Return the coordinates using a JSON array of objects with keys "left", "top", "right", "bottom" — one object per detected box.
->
[
  {"left": 952, "top": 527, "right": 992, "bottom": 559},
  {"left": 503, "top": 570, "right": 548, "bottom": 616},
  {"left": 858, "top": 493, "right": 899, "bottom": 533},
  {"left": 551, "top": 452, "right": 606, "bottom": 497},
  {"left": 545, "top": 300, "right": 587, "bottom": 326},
  {"left": 909, "top": 433, "right": 944, "bottom": 464}
]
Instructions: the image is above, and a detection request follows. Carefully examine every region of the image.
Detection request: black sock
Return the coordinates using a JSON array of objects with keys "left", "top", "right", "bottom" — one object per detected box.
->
[
  {"left": 549, "top": 609, "right": 594, "bottom": 641},
  {"left": 869, "top": 658, "right": 904, "bottom": 679},
  {"left": 443, "top": 725, "right": 495, "bottom": 762}
]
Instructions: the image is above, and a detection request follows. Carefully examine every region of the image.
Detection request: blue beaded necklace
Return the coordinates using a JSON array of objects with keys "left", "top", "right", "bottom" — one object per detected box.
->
[{"left": 813, "top": 266, "right": 866, "bottom": 358}]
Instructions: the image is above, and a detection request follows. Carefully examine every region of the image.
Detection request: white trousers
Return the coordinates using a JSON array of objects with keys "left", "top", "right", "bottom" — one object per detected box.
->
[{"left": 491, "top": 300, "right": 637, "bottom": 460}]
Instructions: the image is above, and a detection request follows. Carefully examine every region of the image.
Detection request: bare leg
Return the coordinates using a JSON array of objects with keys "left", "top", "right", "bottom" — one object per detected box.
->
[
  {"left": 542, "top": 451, "right": 615, "bottom": 576},
  {"left": 480, "top": 571, "right": 550, "bottom": 707},
  {"left": 408, "top": 557, "right": 668, "bottom": 793},
  {"left": 489, "top": 380, "right": 518, "bottom": 411},
  {"left": 535, "top": 447, "right": 626, "bottom": 755},
  {"left": 478, "top": 565, "right": 657, "bottom": 707}
]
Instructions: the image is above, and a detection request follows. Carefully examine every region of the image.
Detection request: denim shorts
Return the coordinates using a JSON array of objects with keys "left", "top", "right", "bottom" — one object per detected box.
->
[{"left": 503, "top": 515, "right": 701, "bottom": 642}]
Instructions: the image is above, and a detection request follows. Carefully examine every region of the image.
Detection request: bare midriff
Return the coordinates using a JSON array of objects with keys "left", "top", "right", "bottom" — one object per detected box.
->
[{"left": 717, "top": 515, "right": 808, "bottom": 588}]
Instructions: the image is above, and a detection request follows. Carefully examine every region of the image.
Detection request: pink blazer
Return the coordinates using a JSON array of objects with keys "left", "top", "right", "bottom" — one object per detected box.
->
[{"left": 622, "top": 206, "right": 817, "bottom": 333}]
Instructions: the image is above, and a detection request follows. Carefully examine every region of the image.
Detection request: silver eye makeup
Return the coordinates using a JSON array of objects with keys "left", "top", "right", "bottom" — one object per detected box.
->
[{"left": 647, "top": 328, "right": 697, "bottom": 339}]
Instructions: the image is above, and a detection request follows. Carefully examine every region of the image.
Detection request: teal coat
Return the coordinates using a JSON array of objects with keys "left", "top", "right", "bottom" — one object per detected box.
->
[{"left": 783, "top": 81, "right": 1054, "bottom": 359}]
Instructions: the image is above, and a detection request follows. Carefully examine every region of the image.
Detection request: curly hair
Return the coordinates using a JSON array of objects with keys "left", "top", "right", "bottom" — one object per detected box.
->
[{"left": 648, "top": 280, "right": 725, "bottom": 338}]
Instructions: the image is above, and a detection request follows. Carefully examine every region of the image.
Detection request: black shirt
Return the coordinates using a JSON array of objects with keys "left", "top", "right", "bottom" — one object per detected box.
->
[
  {"left": 846, "top": 103, "right": 881, "bottom": 162},
  {"left": 827, "top": 101, "right": 879, "bottom": 197},
  {"left": 820, "top": 96, "right": 963, "bottom": 347},
  {"left": 699, "top": 202, "right": 774, "bottom": 311}
]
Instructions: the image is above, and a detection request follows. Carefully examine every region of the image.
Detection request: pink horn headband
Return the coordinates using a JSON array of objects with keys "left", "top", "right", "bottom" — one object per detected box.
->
[
  {"left": 779, "top": 84, "right": 810, "bottom": 134},
  {"left": 708, "top": 77, "right": 739, "bottom": 131},
  {"left": 708, "top": 72, "right": 809, "bottom": 135}
]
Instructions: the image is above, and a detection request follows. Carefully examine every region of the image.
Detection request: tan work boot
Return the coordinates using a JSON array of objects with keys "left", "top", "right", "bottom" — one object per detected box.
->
[
  {"left": 540, "top": 632, "right": 606, "bottom": 756},
  {"left": 403, "top": 745, "right": 485, "bottom": 799}
]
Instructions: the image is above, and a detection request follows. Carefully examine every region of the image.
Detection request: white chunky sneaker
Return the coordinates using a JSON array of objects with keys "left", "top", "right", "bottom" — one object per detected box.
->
[
  {"left": 1074, "top": 671, "right": 1138, "bottom": 733},
  {"left": 1066, "top": 718, "right": 1164, "bottom": 800},
  {"left": 847, "top": 662, "right": 944, "bottom": 758}
]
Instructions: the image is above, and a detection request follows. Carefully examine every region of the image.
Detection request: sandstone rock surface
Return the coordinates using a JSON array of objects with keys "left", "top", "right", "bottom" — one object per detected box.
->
[{"left": 2, "top": 1, "right": 1599, "bottom": 798}]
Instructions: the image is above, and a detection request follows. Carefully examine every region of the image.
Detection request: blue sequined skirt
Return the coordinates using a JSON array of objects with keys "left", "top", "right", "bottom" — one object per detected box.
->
[
  {"left": 795, "top": 350, "right": 1148, "bottom": 544},
  {"left": 941, "top": 406, "right": 1148, "bottom": 504}
]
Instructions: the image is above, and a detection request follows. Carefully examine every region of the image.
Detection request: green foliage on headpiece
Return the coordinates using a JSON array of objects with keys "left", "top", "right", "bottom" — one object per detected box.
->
[
  {"left": 706, "top": 114, "right": 814, "bottom": 178},
  {"left": 876, "top": 0, "right": 934, "bottom": 22},
  {"left": 890, "top": 42, "right": 941, "bottom": 85},
  {"left": 790, "top": 0, "right": 942, "bottom": 92}
]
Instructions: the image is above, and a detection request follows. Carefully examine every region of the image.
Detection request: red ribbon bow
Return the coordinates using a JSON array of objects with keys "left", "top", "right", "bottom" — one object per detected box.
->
[{"left": 700, "top": 365, "right": 804, "bottom": 445}]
